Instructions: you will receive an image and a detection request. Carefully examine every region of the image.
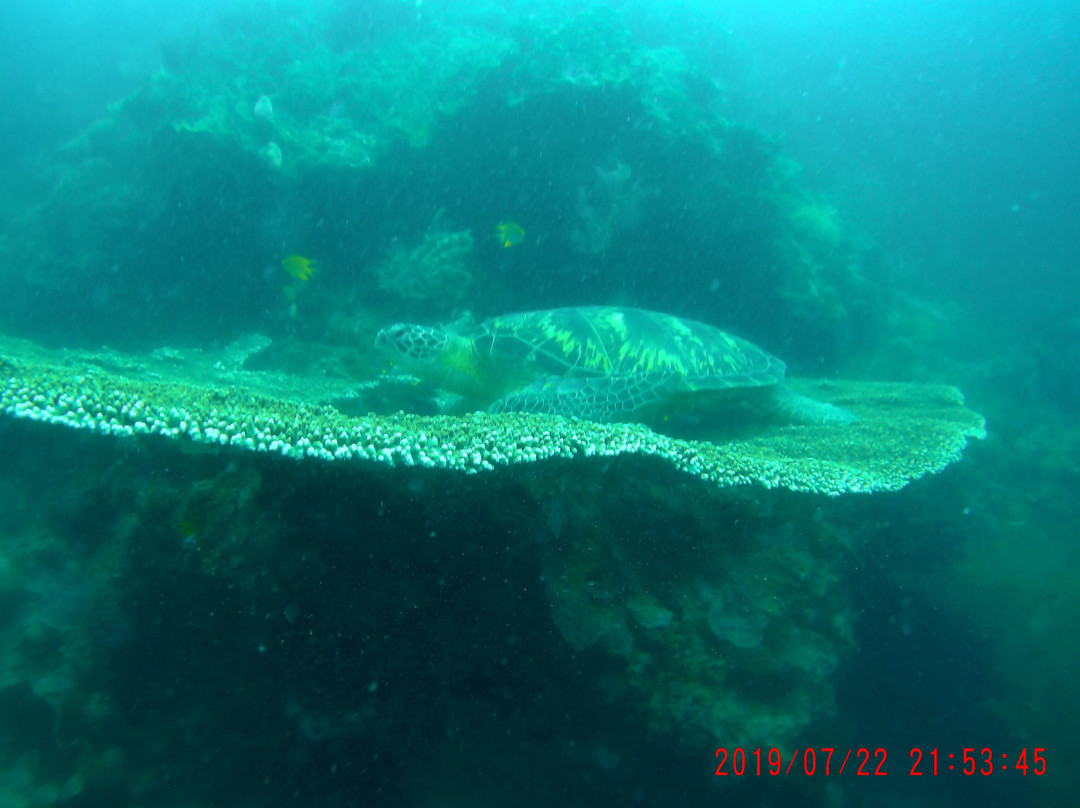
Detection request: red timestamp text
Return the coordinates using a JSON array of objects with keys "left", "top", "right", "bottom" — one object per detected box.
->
[
  {"left": 910, "top": 747, "right": 1047, "bottom": 776},
  {"left": 714, "top": 747, "right": 886, "bottom": 777},
  {"left": 713, "top": 747, "right": 1047, "bottom": 777}
]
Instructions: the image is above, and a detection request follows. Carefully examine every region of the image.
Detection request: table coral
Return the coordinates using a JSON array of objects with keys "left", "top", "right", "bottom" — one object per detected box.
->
[{"left": 0, "top": 335, "right": 985, "bottom": 496}]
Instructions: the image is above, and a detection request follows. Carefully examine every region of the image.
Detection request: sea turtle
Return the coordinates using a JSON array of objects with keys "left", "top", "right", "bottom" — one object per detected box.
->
[{"left": 375, "top": 306, "right": 855, "bottom": 427}]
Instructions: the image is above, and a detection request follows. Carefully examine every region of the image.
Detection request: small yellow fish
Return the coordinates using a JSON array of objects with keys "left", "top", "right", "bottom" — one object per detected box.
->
[
  {"left": 494, "top": 222, "right": 525, "bottom": 248},
  {"left": 282, "top": 254, "right": 318, "bottom": 281}
]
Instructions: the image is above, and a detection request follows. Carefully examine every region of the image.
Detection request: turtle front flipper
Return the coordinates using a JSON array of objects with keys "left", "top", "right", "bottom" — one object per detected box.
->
[{"left": 490, "top": 373, "right": 671, "bottom": 423}]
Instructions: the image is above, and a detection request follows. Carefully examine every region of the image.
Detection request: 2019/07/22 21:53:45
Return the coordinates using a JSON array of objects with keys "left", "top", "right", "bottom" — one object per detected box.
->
[{"left": 713, "top": 747, "right": 1047, "bottom": 776}]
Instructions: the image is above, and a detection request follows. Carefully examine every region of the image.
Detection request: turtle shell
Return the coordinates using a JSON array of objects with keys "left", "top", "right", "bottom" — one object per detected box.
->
[{"left": 471, "top": 307, "right": 785, "bottom": 421}]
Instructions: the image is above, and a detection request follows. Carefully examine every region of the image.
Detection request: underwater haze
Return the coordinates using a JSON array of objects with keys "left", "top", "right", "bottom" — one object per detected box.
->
[{"left": 0, "top": 1, "right": 1076, "bottom": 807}]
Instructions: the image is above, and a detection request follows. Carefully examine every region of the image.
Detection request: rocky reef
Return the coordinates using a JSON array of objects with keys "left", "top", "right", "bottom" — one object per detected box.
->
[
  {"left": 0, "top": 0, "right": 913, "bottom": 371},
  {"left": 0, "top": 330, "right": 985, "bottom": 806}
]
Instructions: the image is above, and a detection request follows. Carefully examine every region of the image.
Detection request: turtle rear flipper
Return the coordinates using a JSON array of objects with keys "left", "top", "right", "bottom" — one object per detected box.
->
[{"left": 490, "top": 374, "right": 671, "bottom": 422}]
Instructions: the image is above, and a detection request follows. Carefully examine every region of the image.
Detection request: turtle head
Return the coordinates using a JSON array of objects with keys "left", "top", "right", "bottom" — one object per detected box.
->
[
  {"left": 375, "top": 321, "right": 485, "bottom": 397},
  {"left": 375, "top": 322, "right": 450, "bottom": 366}
]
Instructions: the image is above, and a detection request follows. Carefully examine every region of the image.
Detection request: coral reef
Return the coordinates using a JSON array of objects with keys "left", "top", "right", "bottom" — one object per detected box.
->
[
  {"left": 0, "top": 408, "right": 862, "bottom": 805},
  {"left": 0, "top": 335, "right": 984, "bottom": 496},
  {"left": 0, "top": 325, "right": 987, "bottom": 804},
  {"left": 535, "top": 473, "right": 855, "bottom": 749},
  {"left": 536, "top": 8, "right": 636, "bottom": 86},
  {"left": 375, "top": 211, "right": 474, "bottom": 313},
  {"left": 0, "top": 0, "right": 914, "bottom": 374},
  {"left": 124, "top": 8, "right": 515, "bottom": 174},
  {"left": 0, "top": 3, "right": 1060, "bottom": 806}
]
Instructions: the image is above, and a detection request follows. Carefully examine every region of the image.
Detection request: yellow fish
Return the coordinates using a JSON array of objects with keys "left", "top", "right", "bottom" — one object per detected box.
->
[
  {"left": 494, "top": 222, "right": 525, "bottom": 248},
  {"left": 282, "top": 254, "right": 318, "bottom": 281}
]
